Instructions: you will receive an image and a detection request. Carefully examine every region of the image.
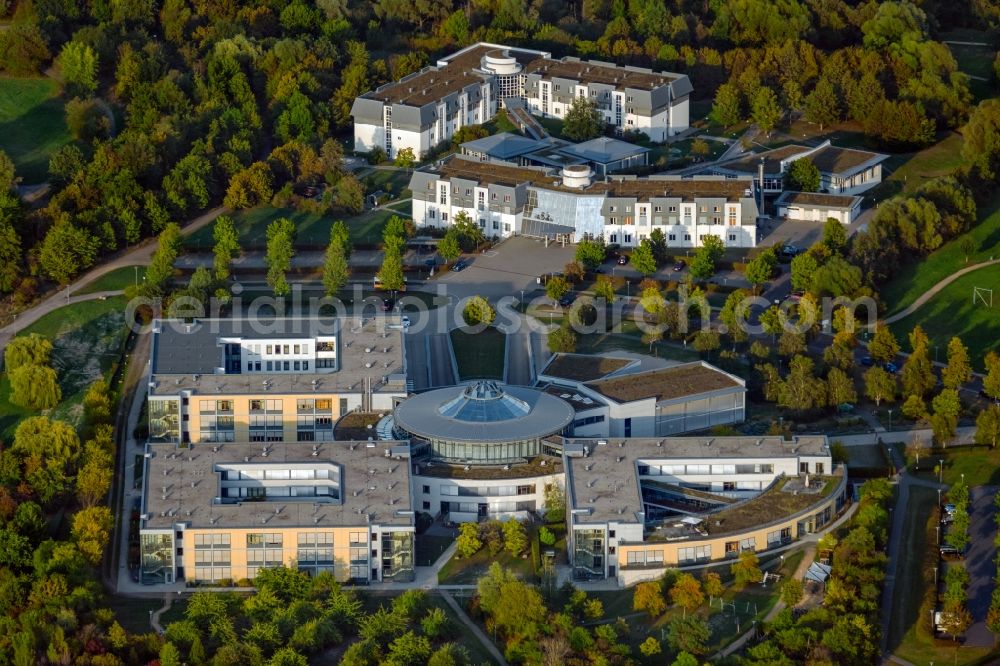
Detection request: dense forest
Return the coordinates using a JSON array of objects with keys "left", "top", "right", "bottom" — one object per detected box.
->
[{"left": 0, "top": 0, "right": 994, "bottom": 298}]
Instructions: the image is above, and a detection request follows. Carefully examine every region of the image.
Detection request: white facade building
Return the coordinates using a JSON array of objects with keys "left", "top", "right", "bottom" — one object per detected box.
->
[
  {"left": 409, "top": 156, "right": 759, "bottom": 248},
  {"left": 351, "top": 43, "right": 692, "bottom": 159}
]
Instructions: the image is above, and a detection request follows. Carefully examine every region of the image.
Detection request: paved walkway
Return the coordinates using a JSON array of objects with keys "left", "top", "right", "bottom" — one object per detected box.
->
[
  {"left": 150, "top": 596, "right": 172, "bottom": 634},
  {"left": 440, "top": 590, "right": 507, "bottom": 665},
  {"left": 0, "top": 206, "right": 225, "bottom": 358},
  {"left": 882, "top": 258, "right": 1000, "bottom": 325}
]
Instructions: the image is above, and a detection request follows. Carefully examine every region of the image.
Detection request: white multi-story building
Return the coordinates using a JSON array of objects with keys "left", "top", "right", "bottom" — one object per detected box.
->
[
  {"left": 351, "top": 43, "right": 692, "bottom": 159},
  {"left": 409, "top": 155, "right": 759, "bottom": 248}
]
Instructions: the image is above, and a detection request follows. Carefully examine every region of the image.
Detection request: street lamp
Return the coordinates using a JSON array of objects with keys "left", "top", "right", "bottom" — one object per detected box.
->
[
  {"left": 888, "top": 409, "right": 893, "bottom": 431},
  {"left": 936, "top": 524, "right": 940, "bottom": 545},
  {"left": 939, "top": 459, "right": 943, "bottom": 484},
  {"left": 938, "top": 488, "right": 942, "bottom": 506}
]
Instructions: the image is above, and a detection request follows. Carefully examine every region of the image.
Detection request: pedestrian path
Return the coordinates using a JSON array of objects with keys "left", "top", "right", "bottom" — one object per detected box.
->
[
  {"left": 440, "top": 590, "right": 508, "bottom": 665},
  {"left": 882, "top": 258, "right": 1000, "bottom": 325}
]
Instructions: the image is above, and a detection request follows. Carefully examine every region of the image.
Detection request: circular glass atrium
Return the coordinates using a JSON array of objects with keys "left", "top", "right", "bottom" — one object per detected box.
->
[{"left": 393, "top": 381, "right": 574, "bottom": 463}]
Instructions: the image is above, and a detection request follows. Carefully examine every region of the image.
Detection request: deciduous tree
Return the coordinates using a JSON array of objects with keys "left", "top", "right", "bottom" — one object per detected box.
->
[
  {"left": 868, "top": 324, "right": 900, "bottom": 363},
  {"left": 731, "top": 550, "right": 763, "bottom": 587},
  {"left": 633, "top": 581, "right": 666, "bottom": 618},
  {"left": 462, "top": 296, "right": 495, "bottom": 326},
  {"left": 785, "top": 158, "right": 820, "bottom": 192},
  {"left": 266, "top": 218, "right": 296, "bottom": 297},
  {"left": 864, "top": 367, "right": 897, "bottom": 406},
  {"left": 942, "top": 336, "right": 972, "bottom": 389},
  {"left": 212, "top": 216, "right": 241, "bottom": 281}
]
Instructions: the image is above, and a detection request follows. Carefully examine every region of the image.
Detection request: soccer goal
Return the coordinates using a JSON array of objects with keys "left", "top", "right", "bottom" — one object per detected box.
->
[{"left": 973, "top": 286, "right": 994, "bottom": 307}]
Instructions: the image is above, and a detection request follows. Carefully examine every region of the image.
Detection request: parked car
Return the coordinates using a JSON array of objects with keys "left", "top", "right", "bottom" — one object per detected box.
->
[
  {"left": 618, "top": 255, "right": 628, "bottom": 265},
  {"left": 401, "top": 315, "right": 411, "bottom": 328},
  {"left": 861, "top": 356, "right": 874, "bottom": 366},
  {"left": 943, "top": 503, "right": 957, "bottom": 515},
  {"left": 790, "top": 290, "right": 804, "bottom": 301},
  {"left": 672, "top": 261, "right": 685, "bottom": 272},
  {"left": 559, "top": 294, "right": 575, "bottom": 307},
  {"left": 452, "top": 260, "right": 468, "bottom": 272},
  {"left": 940, "top": 513, "right": 954, "bottom": 524},
  {"left": 381, "top": 298, "right": 394, "bottom": 312},
  {"left": 884, "top": 362, "right": 899, "bottom": 374},
  {"left": 778, "top": 244, "right": 801, "bottom": 258},
  {"left": 939, "top": 544, "right": 962, "bottom": 558}
]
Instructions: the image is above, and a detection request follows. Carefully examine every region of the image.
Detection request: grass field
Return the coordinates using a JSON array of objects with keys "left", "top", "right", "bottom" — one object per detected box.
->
[
  {"left": 184, "top": 206, "right": 396, "bottom": 249},
  {"left": 911, "top": 447, "right": 1000, "bottom": 487},
  {"left": 73, "top": 266, "right": 147, "bottom": 295},
  {"left": 437, "top": 546, "right": 537, "bottom": 585},
  {"left": 882, "top": 194, "right": 1000, "bottom": 315},
  {"left": 888, "top": 263, "right": 1000, "bottom": 371},
  {"left": 449, "top": 326, "right": 505, "bottom": 380},
  {"left": 360, "top": 168, "right": 412, "bottom": 197},
  {"left": 0, "top": 297, "right": 128, "bottom": 437},
  {"left": 0, "top": 77, "right": 72, "bottom": 184},
  {"left": 889, "top": 488, "right": 993, "bottom": 665},
  {"left": 870, "top": 132, "right": 967, "bottom": 203},
  {"left": 886, "top": 486, "right": 936, "bottom": 653}
]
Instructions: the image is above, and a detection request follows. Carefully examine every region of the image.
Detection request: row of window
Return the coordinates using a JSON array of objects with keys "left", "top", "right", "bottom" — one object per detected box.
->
[
  {"left": 430, "top": 483, "right": 536, "bottom": 497},
  {"left": 638, "top": 463, "right": 776, "bottom": 476},
  {"left": 225, "top": 467, "right": 335, "bottom": 481},
  {"left": 573, "top": 415, "right": 606, "bottom": 428}
]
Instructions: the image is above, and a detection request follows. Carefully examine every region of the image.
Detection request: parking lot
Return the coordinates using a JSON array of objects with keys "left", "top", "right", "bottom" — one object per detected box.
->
[
  {"left": 436, "top": 235, "right": 576, "bottom": 299},
  {"left": 962, "top": 485, "right": 998, "bottom": 647}
]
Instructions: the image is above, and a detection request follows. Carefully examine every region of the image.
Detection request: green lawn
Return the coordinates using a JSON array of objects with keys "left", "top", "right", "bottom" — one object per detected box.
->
[
  {"left": 360, "top": 168, "right": 412, "bottom": 197},
  {"left": 882, "top": 194, "right": 1000, "bottom": 316},
  {"left": 449, "top": 327, "right": 505, "bottom": 380},
  {"left": 0, "top": 296, "right": 129, "bottom": 437},
  {"left": 437, "top": 546, "right": 536, "bottom": 585},
  {"left": 886, "top": 485, "right": 937, "bottom": 653},
  {"left": 888, "top": 263, "right": 1000, "bottom": 371},
  {"left": 868, "top": 132, "right": 967, "bottom": 204},
  {"left": 890, "top": 485, "right": 993, "bottom": 665},
  {"left": 911, "top": 446, "right": 1000, "bottom": 487},
  {"left": 73, "top": 266, "right": 146, "bottom": 295},
  {"left": 0, "top": 77, "right": 72, "bottom": 184},
  {"left": 183, "top": 206, "right": 397, "bottom": 249},
  {"left": 416, "top": 534, "right": 453, "bottom": 567}
]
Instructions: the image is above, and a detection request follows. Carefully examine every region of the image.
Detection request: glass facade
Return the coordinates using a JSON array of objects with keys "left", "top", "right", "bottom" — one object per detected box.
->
[
  {"left": 429, "top": 437, "right": 540, "bottom": 462},
  {"left": 140, "top": 533, "right": 174, "bottom": 584},
  {"left": 573, "top": 528, "right": 606, "bottom": 580},
  {"left": 381, "top": 531, "right": 414, "bottom": 582},
  {"left": 148, "top": 398, "right": 181, "bottom": 443}
]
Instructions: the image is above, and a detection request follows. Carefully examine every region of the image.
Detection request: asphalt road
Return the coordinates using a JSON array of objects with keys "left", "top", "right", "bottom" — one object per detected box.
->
[
  {"left": 505, "top": 333, "right": 532, "bottom": 386},
  {"left": 964, "top": 485, "right": 998, "bottom": 647},
  {"left": 427, "top": 333, "right": 456, "bottom": 387}
]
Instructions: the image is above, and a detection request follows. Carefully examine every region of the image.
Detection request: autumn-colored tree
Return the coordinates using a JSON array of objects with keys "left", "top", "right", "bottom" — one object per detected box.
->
[
  {"left": 670, "top": 573, "right": 705, "bottom": 614},
  {"left": 633, "top": 581, "right": 666, "bottom": 618}
]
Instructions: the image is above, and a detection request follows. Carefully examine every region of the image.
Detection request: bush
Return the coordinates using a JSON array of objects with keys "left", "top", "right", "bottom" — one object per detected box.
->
[{"left": 539, "top": 526, "right": 556, "bottom": 546}]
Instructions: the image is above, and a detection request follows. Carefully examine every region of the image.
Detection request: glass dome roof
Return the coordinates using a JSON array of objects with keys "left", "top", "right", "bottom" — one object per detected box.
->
[{"left": 437, "top": 381, "right": 532, "bottom": 422}]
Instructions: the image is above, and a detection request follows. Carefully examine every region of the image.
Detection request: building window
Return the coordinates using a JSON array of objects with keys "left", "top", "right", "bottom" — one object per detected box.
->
[
  {"left": 816, "top": 462, "right": 825, "bottom": 474},
  {"left": 684, "top": 234, "right": 691, "bottom": 241},
  {"left": 193, "top": 533, "right": 231, "bottom": 583},
  {"left": 668, "top": 234, "right": 676, "bottom": 241},
  {"left": 246, "top": 533, "right": 283, "bottom": 578},
  {"left": 677, "top": 545, "right": 711, "bottom": 564},
  {"left": 297, "top": 532, "right": 334, "bottom": 575},
  {"left": 729, "top": 234, "right": 736, "bottom": 241}
]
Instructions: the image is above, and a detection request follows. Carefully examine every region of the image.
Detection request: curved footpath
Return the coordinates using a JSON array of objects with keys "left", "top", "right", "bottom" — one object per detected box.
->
[
  {"left": 882, "top": 258, "right": 1000, "bottom": 325},
  {"left": 0, "top": 206, "right": 226, "bottom": 360}
]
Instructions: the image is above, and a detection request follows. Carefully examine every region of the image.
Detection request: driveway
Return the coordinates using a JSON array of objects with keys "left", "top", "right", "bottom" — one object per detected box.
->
[{"left": 964, "top": 486, "right": 998, "bottom": 647}]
